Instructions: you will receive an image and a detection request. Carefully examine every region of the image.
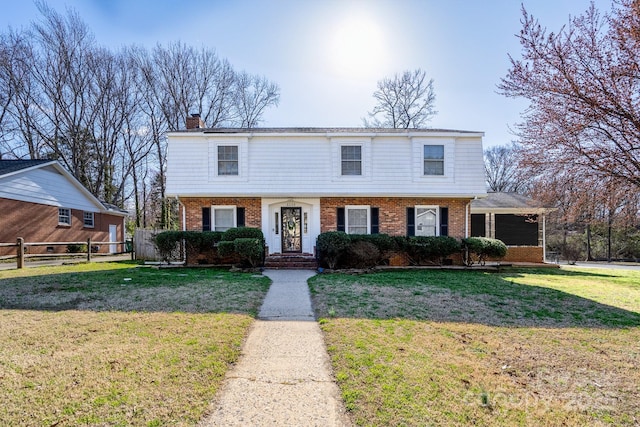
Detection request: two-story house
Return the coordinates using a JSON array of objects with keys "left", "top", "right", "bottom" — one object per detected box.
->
[{"left": 166, "top": 121, "right": 487, "bottom": 261}]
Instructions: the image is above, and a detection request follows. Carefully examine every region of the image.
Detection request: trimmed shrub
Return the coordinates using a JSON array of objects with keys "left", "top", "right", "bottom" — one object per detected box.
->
[
  {"left": 153, "top": 231, "right": 183, "bottom": 262},
  {"left": 400, "top": 236, "right": 461, "bottom": 265},
  {"left": 317, "top": 231, "right": 351, "bottom": 269},
  {"left": 462, "top": 237, "right": 507, "bottom": 265},
  {"left": 234, "top": 238, "right": 264, "bottom": 268},
  {"left": 216, "top": 240, "right": 235, "bottom": 258},
  {"left": 222, "top": 227, "right": 264, "bottom": 242},
  {"left": 344, "top": 240, "right": 380, "bottom": 269}
]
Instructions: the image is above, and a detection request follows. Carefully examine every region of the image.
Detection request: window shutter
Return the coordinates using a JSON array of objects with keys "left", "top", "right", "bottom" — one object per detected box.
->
[
  {"left": 202, "top": 207, "right": 211, "bottom": 231},
  {"left": 440, "top": 207, "right": 449, "bottom": 236},
  {"left": 407, "top": 207, "right": 415, "bottom": 236},
  {"left": 370, "top": 207, "right": 379, "bottom": 234},
  {"left": 337, "top": 207, "right": 345, "bottom": 232},
  {"left": 236, "top": 207, "right": 245, "bottom": 227}
]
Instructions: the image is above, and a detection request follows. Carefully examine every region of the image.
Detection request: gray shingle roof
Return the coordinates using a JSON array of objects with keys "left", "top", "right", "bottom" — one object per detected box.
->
[
  {"left": 471, "top": 192, "right": 554, "bottom": 212},
  {"left": 0, "top": 159, "right": 54, "bottom": 177}
]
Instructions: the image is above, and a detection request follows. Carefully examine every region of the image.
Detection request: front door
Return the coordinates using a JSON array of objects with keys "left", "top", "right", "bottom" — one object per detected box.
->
[{"left": 281, "top": 207, "right": 302, "bottom": 253}]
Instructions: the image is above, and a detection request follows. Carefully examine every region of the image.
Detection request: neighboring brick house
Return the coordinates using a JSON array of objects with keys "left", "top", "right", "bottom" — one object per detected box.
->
[
  {"left": 166, "top": 124, "right": 488, "bottom": 263},
  {"left": 470, "top": 192, "right": 556, "bottom": 263},
  {"left": 0, "top": 160, "right": 127, "bottom": 256}
]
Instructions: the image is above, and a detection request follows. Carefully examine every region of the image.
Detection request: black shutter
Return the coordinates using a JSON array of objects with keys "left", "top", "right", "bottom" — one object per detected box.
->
[
  {"left": 440, "top": 207, "right": 449, "bottom": 236},
  {"left": 370, "top": 207, "right": 379, "bottom": 234},
  {"left": 337, "top": 207, "right": 345, "bottom": 232},
  {"left": 407, "top": 207, "right": 415, "bottom": 236},
  {"left": 236, "top": 207, "right": 245, "bottom": 227},
  {"left": 202, "top": 207, "right": 211, "bottom": 231}
]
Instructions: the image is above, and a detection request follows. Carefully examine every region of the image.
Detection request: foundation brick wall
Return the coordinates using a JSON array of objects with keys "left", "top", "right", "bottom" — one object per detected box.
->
[
  {"left": 320, "top": 197, "right": 470, "bottom": 238},
  {"left": 0, "top": 198, "right": 123, "bottom": 256},
  {"left": 180, "top": 197, "right": 262, "bottom": 230},
  {"left": 487, "top": 246, "right": 544, "bottom": 263}
]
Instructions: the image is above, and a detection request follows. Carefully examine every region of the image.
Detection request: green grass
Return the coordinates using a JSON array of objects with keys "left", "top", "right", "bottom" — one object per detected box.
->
[
  {"left": 0, "top": 262, "right": 271, "bottom": 426},
  {"left": 310, "top": 267, "right": 640, "bottom": 426}
]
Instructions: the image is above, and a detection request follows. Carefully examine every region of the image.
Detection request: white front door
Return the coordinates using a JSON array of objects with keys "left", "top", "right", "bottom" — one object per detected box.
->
[
  {"left": 262, "top": 198, "right": 320, "bottom": 256},
  {"left": 109, "top": 224, "right": 117, "bottom": 253}
]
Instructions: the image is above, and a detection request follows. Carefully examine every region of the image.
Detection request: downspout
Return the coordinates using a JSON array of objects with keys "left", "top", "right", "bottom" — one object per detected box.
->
[
  {"left": 465, "top": 201, "right": 470, "bottom": 238},
  {"left": 542, "top": 212, "right": 547, "bottom": 263},
  {"left": 176, "top": 196, "right": 187, "bottom": 264}
]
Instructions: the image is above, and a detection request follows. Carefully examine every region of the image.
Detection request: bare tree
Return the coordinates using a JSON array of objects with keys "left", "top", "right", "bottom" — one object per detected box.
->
[
  {"left": 364, "top": 68, "right": 436, "bottom": 128},
  {"left": 484, "top": 143, "right": 530, "bottom": 193},
  {"left": 499, "top": 1, "right": 640, "bottom": 190},
  {"left": 233, "top": 72, "right": 280, "bottom": 128}
]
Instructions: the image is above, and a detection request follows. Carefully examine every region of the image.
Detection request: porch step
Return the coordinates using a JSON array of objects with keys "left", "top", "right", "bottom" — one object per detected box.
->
[{"left": 264, "top": 253, "right": 318, "bottom": 270}]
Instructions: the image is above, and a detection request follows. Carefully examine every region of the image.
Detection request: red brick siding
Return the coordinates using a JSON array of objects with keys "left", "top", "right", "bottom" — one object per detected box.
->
[
  {"left": 487, "top": 246, "right": 544, "bottom": 263},
  {"left": 320, "top": 197, "right": 470, "bottom": 239},
  {"left": 179, "top": 197, "right": 262, "bottom": 231},
  {"left": 0, "top": 198, "right": 123, "bottom": 256}
]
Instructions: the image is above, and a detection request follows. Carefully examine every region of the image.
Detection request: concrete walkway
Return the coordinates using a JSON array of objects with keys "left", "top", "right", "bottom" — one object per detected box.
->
[{"left": 199, "top": 269, "right": 352, "bottom": 427}]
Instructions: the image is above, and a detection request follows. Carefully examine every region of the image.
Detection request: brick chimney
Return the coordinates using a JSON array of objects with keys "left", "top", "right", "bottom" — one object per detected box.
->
[{"left": 186, "top": 113, "right": 205, "bottom": 130}]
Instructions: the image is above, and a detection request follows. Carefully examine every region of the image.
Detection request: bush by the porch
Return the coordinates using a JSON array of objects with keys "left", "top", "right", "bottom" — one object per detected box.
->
[{"left": 462, "top": 237, "right": 508, "bottom": 266}]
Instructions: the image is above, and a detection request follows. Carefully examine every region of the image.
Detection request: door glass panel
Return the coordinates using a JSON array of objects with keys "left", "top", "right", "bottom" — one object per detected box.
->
[{"left": 281, "top": 207, "right": 302, "bottom": 252}]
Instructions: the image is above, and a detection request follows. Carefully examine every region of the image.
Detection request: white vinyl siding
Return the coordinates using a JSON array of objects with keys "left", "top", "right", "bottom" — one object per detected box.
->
[
  {"left": 58, "top": 208, "right": 71, "bottom": 225},
  {"left": 212, "top": 206, "right": 236, "bottom": 231},
  {"left": 166, "top": 131, "right": 487, "bottom": 198},
  {"left": 346, "top": 205, "right": 369, "bottom": 234}
]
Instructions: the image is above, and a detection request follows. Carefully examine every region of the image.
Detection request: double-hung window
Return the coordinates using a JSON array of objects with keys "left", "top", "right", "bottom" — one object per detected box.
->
[
  {"left": 346, "top": 206, "right": 369, "bottom": 234},
  {"left": 415, "top": 206, "right": 438, "bottom": 236},
  {"left": 58, "top": 208, "right": 71, "bottom": 226},
  {"left": 218, "top": 146, "right": 238, "bottom": 176},
  {"left": 341, "top": 145, "right": 362, "bottom": 176},
  {"left": 212, "top": 206, "right": 236, "bottom": 231},
  {"left": 423, "top": 145, "right": 444, "bottom": 175},
  {"left": 83, "top": 212, "right": 95, "bottom": 228}
]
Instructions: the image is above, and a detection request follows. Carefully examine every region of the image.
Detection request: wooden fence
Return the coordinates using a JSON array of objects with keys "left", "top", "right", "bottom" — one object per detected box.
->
[
  {"left": 133, "top": 229, "right": 161, "bottom": 261},
  {"left": 0, "top": 238, "right": 131, "bottom": 269}
]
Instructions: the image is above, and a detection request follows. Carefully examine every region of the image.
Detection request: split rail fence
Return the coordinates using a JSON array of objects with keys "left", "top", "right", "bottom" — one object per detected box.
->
[{"left": 0, "top": 238, "right": 132, "bottom": 269}]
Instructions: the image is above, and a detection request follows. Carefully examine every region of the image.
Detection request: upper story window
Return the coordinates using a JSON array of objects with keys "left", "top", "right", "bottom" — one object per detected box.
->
[
  {"left": 341, "top": 145, "right": 362, "bottom": 176},
  {"left": 423, "top": 145, "right": 444, "bottom": 175},
  {"left": 58, "top": 208, "right": 71, "bottom": 226},
  {"left": 218, "top": 146, "right": 238, "bottom": 176},
  {"left": 83, "top": 212, "right": 95, "bottom": 228}
]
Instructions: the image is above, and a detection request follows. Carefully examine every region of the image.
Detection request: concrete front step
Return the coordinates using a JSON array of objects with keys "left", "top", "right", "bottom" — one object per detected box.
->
[{"left": 264, "top": 254, "right": 318, "bottom": 270}]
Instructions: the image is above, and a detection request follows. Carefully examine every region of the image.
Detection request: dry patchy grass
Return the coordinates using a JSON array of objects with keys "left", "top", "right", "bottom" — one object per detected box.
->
[
  {"left": 0, "top": 262, "right": 270, "bottom": 426},
  {"left": 310, "top": 267, "right": 640, "bottom": 426}
]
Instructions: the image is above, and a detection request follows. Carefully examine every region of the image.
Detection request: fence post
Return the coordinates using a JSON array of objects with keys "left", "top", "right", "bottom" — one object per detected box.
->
[
  {"left": 17, "top": 237, "right": 24, "bottom": 269},
  {"left": 87, "top": 238, "right": 92, "bottom": 262}
]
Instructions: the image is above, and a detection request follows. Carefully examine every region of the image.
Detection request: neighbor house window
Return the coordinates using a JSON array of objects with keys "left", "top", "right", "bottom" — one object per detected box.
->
[
  {"left": 212, "top": 206, "right": 236, "bottom": 231},
  {"left": 346, "top": 206, "right": 369, "bottom": 234},
  {"left": 83, "top": 212, "right": 95, "bottom": 228},
  {"left": 341, "top": 145, "right": 362, "bottom": 175},
  {"left": 218, "top": 146, "right": 238, "bottom": 175},
  {"left": 415, "top": 206, "right": 438, "bottom": 236},
  {"left": 58, "top": 208, "right": 71, "bottom": 225},
  {"left": 423, "top": 145, "right": 444, "bottom": 175}
]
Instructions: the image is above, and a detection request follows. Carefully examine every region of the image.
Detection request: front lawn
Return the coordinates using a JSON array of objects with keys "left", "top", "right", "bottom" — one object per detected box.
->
[
  {"left": 0, "top": 262, "right": 270, "bottom": 426},
  {"left": 310, "top": 267, "right": 640, "bottom": 426}
]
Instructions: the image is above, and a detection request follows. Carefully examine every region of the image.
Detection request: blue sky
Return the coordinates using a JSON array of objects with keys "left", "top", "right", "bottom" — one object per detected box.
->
[{"left": 2, "top": 0, "right": 613, "bottom": 147}]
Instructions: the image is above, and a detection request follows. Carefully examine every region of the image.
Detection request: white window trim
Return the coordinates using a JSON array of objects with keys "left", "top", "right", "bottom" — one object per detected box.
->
[
  {"left": 83, "top": 211, "right": 95, "bottom": 228},
  {"left": 345, "top": 205, "right": 370, "bottom": 235},
  {"left": 208, "top": 139, "right": 248, "bottom": 182},
  {"left": 423, "top": 145, "right": 445, "bottom": 176},
  {"left": 331, "top": 138, "right": 371, "bottom": 181},
  {"left": 211, "top": 205, "right": 237, "bottom": 232},
  {"left": 412, "top": 138, "right": 455, "bottom": 183},
  {"left": 58, "top": 207, "right": 71, "bottom": 226},
  {"left": 415, "top": 205, "right": 439, "bottom": 237}
]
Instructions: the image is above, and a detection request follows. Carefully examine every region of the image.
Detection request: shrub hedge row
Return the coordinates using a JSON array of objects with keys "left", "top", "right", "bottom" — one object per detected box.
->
[{"left": 153, "top": 227, "right": 264, "bottom": 266}]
